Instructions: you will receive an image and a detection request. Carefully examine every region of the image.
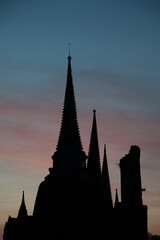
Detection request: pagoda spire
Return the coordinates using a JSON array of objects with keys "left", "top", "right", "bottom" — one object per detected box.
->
[
  {"left": 87, "top": 110, "right": 101, "bottom": 177},
  {"left": 17, "top": 191, "right": 28, "bottom": 218},
  {"left": 114, "top": 189, "right": 119, "bottom": 208},
  {"left": 102, "top": 144, "right": 113, "bottom": 209},
  {"left": 52, "top": 56, "right": 86, "bottom": 169}
]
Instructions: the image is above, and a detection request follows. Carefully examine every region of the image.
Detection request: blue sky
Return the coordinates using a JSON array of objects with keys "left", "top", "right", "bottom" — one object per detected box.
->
[{"left": 0, "top": 0, "right": 160, "bottom": 237}]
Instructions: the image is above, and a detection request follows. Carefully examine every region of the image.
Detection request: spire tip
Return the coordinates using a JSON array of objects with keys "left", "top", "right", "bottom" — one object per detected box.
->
[{"left": 68, "top": 43, "right": 71, "bottom": 60}]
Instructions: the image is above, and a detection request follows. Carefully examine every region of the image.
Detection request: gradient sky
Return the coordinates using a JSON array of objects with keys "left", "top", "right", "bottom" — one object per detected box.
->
[{"left": 0, "top": 0, "right": 160, "bottom": 238}]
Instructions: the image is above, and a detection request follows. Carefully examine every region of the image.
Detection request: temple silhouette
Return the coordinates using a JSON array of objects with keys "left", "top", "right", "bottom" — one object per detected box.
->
[{"left": 3, "top": 55, "right": 148, "bottom": 240}]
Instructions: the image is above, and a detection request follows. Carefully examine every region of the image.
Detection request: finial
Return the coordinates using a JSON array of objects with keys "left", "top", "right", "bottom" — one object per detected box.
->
[
  {"left": 69, "top": 42, "right": 70, "bottom": 56},
  {"left": 104, "top": 144, "right": 106, "bottom": 153},
  {"left": 22, "top": 191, "right": 25, "bottom": 202},
  {"left": 93, "top": 109, "right": 96, "bottom": 120},
  {"left": 68, "top": 43, "right": 71, "bottom": 60}
]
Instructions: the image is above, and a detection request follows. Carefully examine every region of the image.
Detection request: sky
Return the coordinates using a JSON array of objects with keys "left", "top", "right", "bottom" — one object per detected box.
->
[{"left": 0, "top": 0, "right": 160, "bottom": 238}]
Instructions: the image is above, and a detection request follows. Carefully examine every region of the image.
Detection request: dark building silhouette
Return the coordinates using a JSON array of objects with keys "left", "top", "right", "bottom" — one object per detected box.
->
[
  {"left": 3, "top": 55, "right": 148, "bottom": 240},
  {"left": 115, "top": 146, "right": 148, "bottom": 240}
]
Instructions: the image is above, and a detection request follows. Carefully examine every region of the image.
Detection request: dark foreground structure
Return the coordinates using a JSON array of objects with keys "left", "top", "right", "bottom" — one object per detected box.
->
[{"left": 3, "top": 56, "right": 148, "bottom": 240}]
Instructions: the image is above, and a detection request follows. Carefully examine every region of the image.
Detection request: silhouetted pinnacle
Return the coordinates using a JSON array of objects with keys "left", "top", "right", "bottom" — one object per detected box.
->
[
  {"left": 114, "top": 189, "right": 119, "bottom": 208},
  {"left": 87, "top": 110, "right": 101, "bottom": 177},
  {"left": 102, "top": 144, "right": 113, "bottom": 209},
  {"left": 17, "top": 191, "right": 28, "bottom": 218},
  {"left": 52, "top": 56, "right": 86, "bottom": 169},
  {"left": 57, "top": 56, "right": 82, "bottom": 151}
]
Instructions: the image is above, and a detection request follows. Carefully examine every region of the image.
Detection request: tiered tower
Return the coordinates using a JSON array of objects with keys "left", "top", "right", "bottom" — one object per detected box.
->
[
  {"left": 32, "top": 55, "right": 108, "bottom": 240},
  {"left": 52, "top": 55, "right": 86, "bottom": 170}
]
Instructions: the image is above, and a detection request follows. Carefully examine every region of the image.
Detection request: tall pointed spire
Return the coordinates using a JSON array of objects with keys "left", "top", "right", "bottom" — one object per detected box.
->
[
  {"left": 87, "top": 110, "right": 101, "bottom": 177},
  {"left": 52, "top": 56, "right": 86, "bottom": 169},
  {"left": 102, "top": 144, "right": 113, "bottom": 209},
  {"left": 17, "top": 191, "right": 28, "bottom": 218}
]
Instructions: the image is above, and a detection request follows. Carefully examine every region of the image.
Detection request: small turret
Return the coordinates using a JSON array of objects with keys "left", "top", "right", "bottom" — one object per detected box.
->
[
  {"left": 17, "top": 191, "right": 28, "bottom": 219},
  {"left": 114, "top": 189, "right": 119, "bottom": 208}
]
